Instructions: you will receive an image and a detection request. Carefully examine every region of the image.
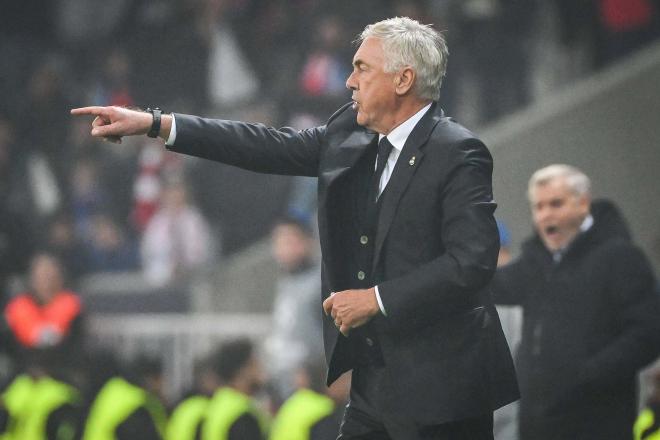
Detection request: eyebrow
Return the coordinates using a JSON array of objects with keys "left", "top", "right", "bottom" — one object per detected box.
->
[{"left": 352, "top": 59, "right": 367, "bottom": 68}]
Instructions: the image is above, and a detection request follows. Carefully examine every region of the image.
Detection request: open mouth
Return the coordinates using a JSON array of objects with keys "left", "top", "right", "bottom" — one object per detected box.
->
[{"left": 544, "top": 225, "right": 559, "bottom": 237}]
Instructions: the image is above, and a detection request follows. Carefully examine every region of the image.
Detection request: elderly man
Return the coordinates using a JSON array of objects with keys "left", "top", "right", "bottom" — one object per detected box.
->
[
  {"left": 491, "top": 164, "right": 660, "bottom": 440},
  {"left": 72, "top": 17, "right": 518, "bottom": 439}
]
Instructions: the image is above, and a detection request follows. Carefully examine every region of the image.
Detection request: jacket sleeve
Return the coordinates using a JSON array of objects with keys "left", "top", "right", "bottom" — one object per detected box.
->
[
  {"left": 167, "top": 114, "right": 324, "bottom": 177},
  {"left": 578, "top": 243, "right": 660, "bottom": 388},
  {"left": 377, "top": 138, "right": 500, "bottom": 322},
  {"left": 490, "top": 258, "right": 534, "bottom": 305}
]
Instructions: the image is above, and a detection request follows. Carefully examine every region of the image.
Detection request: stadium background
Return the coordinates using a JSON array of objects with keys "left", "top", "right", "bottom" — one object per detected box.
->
[{"left": 1, "top": 0, "right": 659, "bottom": 437}]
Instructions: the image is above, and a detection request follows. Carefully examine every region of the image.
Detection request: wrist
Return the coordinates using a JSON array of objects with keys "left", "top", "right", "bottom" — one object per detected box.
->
[
  {"left": 369, "top": 287, "right": 379, "bottom": 315},
  {"left": 159, "top": 114, "right": 173, "bottom": 140}
]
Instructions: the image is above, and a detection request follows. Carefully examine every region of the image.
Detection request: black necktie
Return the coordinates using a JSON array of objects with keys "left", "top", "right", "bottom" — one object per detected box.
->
[{"left": 371, "top": 136, "right": 394, "bottom": 202}]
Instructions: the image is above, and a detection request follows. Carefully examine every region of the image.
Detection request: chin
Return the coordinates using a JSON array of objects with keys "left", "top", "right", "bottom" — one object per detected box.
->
[{"left": 355, "top": 112, "right": 368, "bottom": 127}]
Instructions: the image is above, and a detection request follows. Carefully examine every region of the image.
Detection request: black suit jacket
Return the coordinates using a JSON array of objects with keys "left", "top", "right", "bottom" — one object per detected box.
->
[{"left": 168, "top": 102, "right": 519, "bottom": 424}]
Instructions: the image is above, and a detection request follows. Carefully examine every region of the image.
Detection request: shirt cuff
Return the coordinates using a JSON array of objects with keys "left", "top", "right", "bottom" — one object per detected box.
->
[
  {"left": 165, "top": 113, "right": 177, "bottom": 146},
  {"left": 374, "top": 286, "right": 387, "bottom": 316}
]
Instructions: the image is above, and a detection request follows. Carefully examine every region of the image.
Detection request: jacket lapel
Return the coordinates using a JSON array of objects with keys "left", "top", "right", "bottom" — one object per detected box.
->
[{"left": 372, "top": 103, "right": 444, "bottom": 272}]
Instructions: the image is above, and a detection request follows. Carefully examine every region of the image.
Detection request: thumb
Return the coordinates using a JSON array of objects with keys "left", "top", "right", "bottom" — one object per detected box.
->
[{"left": 91, "top": 122, "right": 120, "bottom": 138}]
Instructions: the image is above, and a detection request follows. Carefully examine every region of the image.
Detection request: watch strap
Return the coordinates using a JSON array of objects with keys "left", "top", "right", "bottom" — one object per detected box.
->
[{"left": 146, "top": 107, "right": 162, "bottom": 138}]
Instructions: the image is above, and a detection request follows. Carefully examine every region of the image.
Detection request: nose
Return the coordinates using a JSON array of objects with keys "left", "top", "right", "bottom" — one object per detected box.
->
[{"left": 346, "top": 71, "right": 357, "bottom": 91}]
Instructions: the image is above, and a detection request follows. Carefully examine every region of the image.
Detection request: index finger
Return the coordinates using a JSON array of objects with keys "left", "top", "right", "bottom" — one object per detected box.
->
[
  {"left": 70, "top": 106, "right": 109, "bottom": 117},
  {"left": 322, "top": 295, "right": 334, "bottom": 315}
]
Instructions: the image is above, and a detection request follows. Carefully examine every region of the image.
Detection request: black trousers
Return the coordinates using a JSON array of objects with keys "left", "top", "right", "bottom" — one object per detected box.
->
[{"left": 338, "top": 363, "right": 494, "bottom": 440}]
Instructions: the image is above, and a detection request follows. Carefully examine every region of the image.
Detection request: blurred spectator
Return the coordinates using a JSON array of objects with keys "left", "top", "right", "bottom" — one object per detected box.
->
[
  {"left": 43, "top": 213, "right": 88, "bottom": 283},
  {"left": 203, "top": 338, "right": 268, "bottom": 440},
  {"left": 246, "top": 1, "right": 310, "bottom": 105},
  {"left": 491, "top": 165, "right": 660, "bottom": 439},
  {"left": 635, "top": 367, "right": 660, "bottom": 439},
  {"left": 264, "top": 214, "right": 323, "bottom": 401},
  {"left": 0, "top": 374, "right": 34, "bottom": 438},
  {"left": 82, "top": 213, "right": 140, "bottom": 274},
  {"left": 17, "top": 56, "right": 73, "bottom": 192},
  {"left": 270, "top": 361, "right": 349, "bottom": 440},
  {"left": 89, "top": 47, "right": 135, "bottom": 107},
  {"left": 0, "top": 116, "right": 34, "bottom": 216},
  {"left": 299, "top": 15, "right": 350, "bottom": 98},
  {"left": 131, "top": 139, "right": 184, "bottom": 233},
  {"left": 121, "top": 0, "right": 211, "bottom": 108},
  {"left": 166, "top": 357, "right": 220, "bottom": 440},
  {"left": 2, "top": 253, "right": 84, "bottom": 368},
  {"left": 309, "top": 371, "right": 350, "bottom": 440},
  {"left": 448, "top": 0, "right": 538, "bottom": 124},
  {"left": 0, "top": 1, "right": 56, "bottom": 113},
  {"left": 141, "top": 177, "right": 215, "bottom": 287},
  {"left": 205, "top": 1, "right": 259, "bottom": 108},
  {"left": 552, "top": 0, "right": 600, "bottom": 67},
  {"left": 82, "top": 355, "right": 167, "bottom": 440},
  {"left": 0, "top": 117, "right": 34, "bottom": 307},
  {"left": 3, "top": 356, "right": 84, "bottom": 440},
  {"left": 69, "top": 157, "right": 109, "bottom": 242},
  {"left": 293, "top": 14, "right": 352, "bottom": 117},
  {"left": 167, "top": 393, "right": 209, "bottom": 440},
  {"left": 55, "top": 0, "right": 130, "bottom": 75},
  {"left": 284, "top": 113, "right": 322, "bottom": 218},
  {"left": 595, "top": 0, "right": 660, "bottom": 66}
]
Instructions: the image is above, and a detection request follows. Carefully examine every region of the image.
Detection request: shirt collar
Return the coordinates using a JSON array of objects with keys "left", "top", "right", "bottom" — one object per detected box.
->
[
  {"left": 378, "top": 103, "right": 433, "bottom": 152},
  {"left": 580, "top": 214, "right": 594, "bottom": 233},
  {"left": 553, "top": 214, "right": 595, "bottom": 262}
]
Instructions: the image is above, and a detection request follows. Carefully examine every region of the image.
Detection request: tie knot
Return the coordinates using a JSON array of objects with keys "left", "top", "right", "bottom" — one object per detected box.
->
[{"left": 378, "top": 136, "right": 393, "bottom": 159}]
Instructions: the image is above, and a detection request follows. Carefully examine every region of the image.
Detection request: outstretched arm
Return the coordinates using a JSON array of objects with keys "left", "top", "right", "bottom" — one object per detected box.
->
[
  {"left": 70, "top": 106, "right": 172, "bottom": 143},
  {"left": 71, "top": 106, "right": 323, "bottom": 177}
]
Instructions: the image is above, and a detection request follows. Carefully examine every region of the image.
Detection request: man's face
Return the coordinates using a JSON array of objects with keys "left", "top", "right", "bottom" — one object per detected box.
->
[
  {"left": 30, "top": 255, "right": 64, "bottom": 304},
  {"left": 346, "top": 37, "right": 398, "bottom": 134},
  {"left": 271, "top": 223, "right": 312, "bottom": 272},
  {"left": 530, "top": 178, "right": 590, "bottom": 252},
  {"left": 242, "top": 354, "right": 266, "bottom": 396}
]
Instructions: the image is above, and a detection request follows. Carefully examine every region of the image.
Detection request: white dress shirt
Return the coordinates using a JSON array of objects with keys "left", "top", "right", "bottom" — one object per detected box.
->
[{"left": 372, "top": 103, "right": 433, "bottom": 315}]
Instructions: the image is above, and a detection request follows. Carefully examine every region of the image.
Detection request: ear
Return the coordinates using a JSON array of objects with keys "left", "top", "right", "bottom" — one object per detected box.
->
[
  {"left": 394, "top": 67, "right": 415, "bottom": 96},
  {"left": 578, "top": 194, "right": 591, "bottom": 216}
]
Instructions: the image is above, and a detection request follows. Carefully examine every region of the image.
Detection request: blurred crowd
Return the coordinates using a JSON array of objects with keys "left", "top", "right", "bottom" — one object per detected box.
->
[
  {"left": 1, "top": 0, "right": 660, "bottom": 439},
  {"left": 2, "top": 0, "right": 660, "bottom": 297}
]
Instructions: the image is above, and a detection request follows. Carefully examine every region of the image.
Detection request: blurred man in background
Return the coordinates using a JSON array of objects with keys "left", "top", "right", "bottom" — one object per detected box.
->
[
  {"left": 270, "top": 361, "right": 349, "bottom": 440},
  {"left": 3, "top": 253, "right": 84, "bottom": 368},
  {"left": 265, "top": 213, "right": 323, "bottom": 402},
  {"left": 491, "top": 164, "right": 660, "bottom": 440},
  {"left": 202, "top": 338, "right": 268, "bottom": 440},
  {"left": 166, "top": 356, "right": 221, "bottom": 440},
  {"left": 82, "top": 355, "right": 167, "bottom": 440}
]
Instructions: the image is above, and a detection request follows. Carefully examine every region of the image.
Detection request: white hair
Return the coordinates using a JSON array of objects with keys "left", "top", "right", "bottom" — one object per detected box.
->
[
  {"left": 527, "top": 164, "right": 591, "bottom": 201},
  {"left": 358, "top": 16, "right": 448, "bottom": 101}
]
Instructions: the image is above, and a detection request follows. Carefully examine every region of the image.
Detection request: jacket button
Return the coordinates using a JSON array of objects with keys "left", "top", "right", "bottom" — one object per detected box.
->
[
  {"left": 357, "top": 271, "right": 365, "bottom": 280},
  {"left": 365, "top": 338, "right": 374, "bottom": 346},
  {"left": 360, "top": 235, "right": 368, "bottom": 245}
]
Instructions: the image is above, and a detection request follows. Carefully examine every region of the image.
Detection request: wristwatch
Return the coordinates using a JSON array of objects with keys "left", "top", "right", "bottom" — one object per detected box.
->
[{"left": 146, "top": 107, "right": 162, "bottom": 138}]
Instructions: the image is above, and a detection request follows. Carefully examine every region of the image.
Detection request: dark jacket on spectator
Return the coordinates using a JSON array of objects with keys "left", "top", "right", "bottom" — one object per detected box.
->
[{"left": 491, "top": 199, "right": 660, "bottom": 440}]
